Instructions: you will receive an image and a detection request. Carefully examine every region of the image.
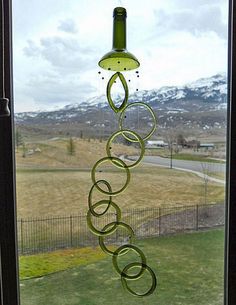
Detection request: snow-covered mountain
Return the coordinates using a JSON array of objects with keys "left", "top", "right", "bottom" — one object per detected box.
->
[{"left": 15, "top": 74, "right": 227, "bottom": 132}]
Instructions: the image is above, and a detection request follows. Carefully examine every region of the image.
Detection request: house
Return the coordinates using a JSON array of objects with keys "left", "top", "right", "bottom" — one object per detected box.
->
[
  {"left": 146, "top": 140, "right": 168, "bottom": 148},
  {"left": 199, "top": 143, "right": 215, "bottom": 150},
  {"left": 186, "top": 140, "right": 201, "bottom": 149}
]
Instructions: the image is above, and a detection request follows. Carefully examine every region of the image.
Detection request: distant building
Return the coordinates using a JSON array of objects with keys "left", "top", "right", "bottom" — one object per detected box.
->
[
  {"left": 146, "top": 140, "right": 168, "bottom": 148},
  {"left": 186, "top": 140, "right": 200, "bottom": 149},
  {"left": 199, "top": 143, "right": 215, "bottom": 150}
]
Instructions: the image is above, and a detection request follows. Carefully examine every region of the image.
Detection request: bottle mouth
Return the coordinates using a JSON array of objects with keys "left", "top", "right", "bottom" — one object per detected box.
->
[{"left": 113, "top": 7, "right": 127, "bottom": 18}]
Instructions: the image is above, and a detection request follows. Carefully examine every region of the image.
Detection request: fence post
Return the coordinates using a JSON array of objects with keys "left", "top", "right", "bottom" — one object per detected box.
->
[
  {"left": 159, "top": 207, "right": 161, "bottom": 236},
  {"left": 196, "top": 205, "right": 199, "bottom": 231},
  {"left": 70, "top": 215, "right": 73, "bottom": 247},
  {"left": 21, "top": 219, "right": 24, "bottom": 254}
]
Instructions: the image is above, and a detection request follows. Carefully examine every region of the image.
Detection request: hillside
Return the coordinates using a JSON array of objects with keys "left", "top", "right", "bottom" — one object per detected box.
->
[
  {"left": 14, "top": 74, "right": 227, "bottom": 140},
  {"left": 15, "top": 138, "right": 138, "bottom": 169}
]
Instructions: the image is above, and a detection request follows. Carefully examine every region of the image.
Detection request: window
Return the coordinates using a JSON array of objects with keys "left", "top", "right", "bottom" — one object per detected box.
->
[{"left": 0, "top": 0, "right": 236, "bottom": 304}]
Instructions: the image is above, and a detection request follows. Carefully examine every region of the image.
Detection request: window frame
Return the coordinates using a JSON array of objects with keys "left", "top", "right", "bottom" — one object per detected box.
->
[
  {"left": 225, "top": 0, "right": 236, "bottom": 304},
  {"left": 0, "top": 0, "right": 235, "bottom": 304},
  {"left": 0, "top": 0, "right": 20, "bottom": 305}
]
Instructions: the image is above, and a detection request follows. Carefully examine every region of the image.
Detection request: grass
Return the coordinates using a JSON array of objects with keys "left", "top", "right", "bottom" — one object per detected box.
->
[
  {"left": 207, "top": 171, "right": 226, "bottom": 180},
  {"left": 20, "top": 228, "right": 224, "bottom": 305},
  {"left": 16, "top": 165, "right": 225, "bottom": 218},
  {"left": 16, "top": 138, "right": 138, "bottom": 169},
  {"left": 19, "top": 246, "right": 110, "bottom": 279},
  {"left": 172, "top": 153, "right": 225, "bottom": 163},
  {"left": 15, "top": 138, "right": 225, "bottom": 218},
  {"left": 146, "top": 148, "right": 225, "bottom": 164}
]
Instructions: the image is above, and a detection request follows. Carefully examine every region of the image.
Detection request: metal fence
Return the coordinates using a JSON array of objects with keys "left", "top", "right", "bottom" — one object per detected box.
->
[{"left": 17, "top": 203, "right": 225, "bottom": 255}]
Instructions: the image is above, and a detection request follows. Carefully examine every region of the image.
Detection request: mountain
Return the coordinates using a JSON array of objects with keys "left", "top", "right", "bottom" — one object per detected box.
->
[{"left": 15, "top": 74, "right": 227, "bottom": 138}]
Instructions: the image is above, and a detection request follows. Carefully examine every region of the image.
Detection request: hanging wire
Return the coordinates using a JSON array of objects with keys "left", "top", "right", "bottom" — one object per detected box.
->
[
  {"left": 138, "top": 104, "right": 140, "bottom": 134},
  {"left": 98, "top": 70, "right": 104, "bottom": 141},
  {"left": 137, "top": 73, "right": 140, "bottom": 134}
]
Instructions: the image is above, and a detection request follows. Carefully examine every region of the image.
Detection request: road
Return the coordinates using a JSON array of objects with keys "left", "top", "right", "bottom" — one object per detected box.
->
[
  {"left": 142, "top": 156, "right": 226, "bottom": 173},
  {"left": 127, "top": 155, "right": 226, "bottom": 184}
]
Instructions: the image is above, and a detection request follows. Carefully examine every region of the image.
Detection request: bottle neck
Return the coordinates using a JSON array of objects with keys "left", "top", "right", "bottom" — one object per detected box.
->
[{"left": 112, "top": 15, "right": 126, "bottom": 50}]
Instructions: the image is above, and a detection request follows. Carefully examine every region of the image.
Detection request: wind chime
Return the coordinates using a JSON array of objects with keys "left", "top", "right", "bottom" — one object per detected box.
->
[{"left": 87, "top": 7, "right": 157, "bottom": 297}]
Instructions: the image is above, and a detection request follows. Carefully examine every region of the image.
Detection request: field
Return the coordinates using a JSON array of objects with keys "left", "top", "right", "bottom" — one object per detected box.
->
[
  {"left": 20, "top": 228, "right": 224, "bottom": 305},
  {"left": 16, "top": 138, "right": 225, "bottom": 305},
  {"left": 14, "top": 138, "right": 225, "bottom": 218},
  {"left": 16, "top": 166, "right": 224, "bottom": 218},
  {"left": 15, "top": 138, "right": 138, "bottom": 169}
]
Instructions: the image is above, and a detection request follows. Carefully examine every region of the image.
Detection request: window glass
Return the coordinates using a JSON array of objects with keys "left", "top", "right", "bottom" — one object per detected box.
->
[{"left": 13, "top": 1, "right": 228, "bottom": 304}]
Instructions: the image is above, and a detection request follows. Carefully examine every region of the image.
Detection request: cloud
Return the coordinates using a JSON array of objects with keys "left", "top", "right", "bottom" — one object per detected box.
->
[
  {"left": 174, "top": 0, "right": 224, "bottom": 8},
  {"left": 25, "top": 71, "right": 96, "bottom": 106},
  {"left": 20, "top": 30, "right": 100, "bottom": 110},
  {"left": 154, "top": 4, "right": 227, "bottom": 39},
  {"left": 23, "top": 40, "right": 41, "bottom": 57},
  {"left": 15, "top": 0, "right": 228, "bottom": 112},
  {"left": 40, "top": 36, "right": 95, "bottom": 73},
  {"left": 57, "top": 19, "right": 78, "bottom": 34},
  {"left": 23, "top": 36, "right": 97, "bottom": 74}
]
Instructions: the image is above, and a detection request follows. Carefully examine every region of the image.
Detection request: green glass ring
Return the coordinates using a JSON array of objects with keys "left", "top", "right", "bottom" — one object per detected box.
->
[
  {"left": 91, "top": 156, "right": 130, "bottom": 196},
  {"left": 112, "top": 244, "right": 147, "bottom": 279},
  {"left": 119, "top": 102, "right": 157, "bottom": 142},
  {"left": 106, "top": 129, "right": 145, "bottom": 169},
  {"left": 99, "top": 222, "right": 135, "bottom": 256},
  {"left": 121, "top": 262, "right": 157, "bottom": 297},
  {"left": 88, "top": 180, "right": 112, "bottom": 217},
  {"left": 106, "top": 72, "right": 128, "bottom": 113},
  {"left": 87, "top": 201, "right": 121, "bottom": 236}
]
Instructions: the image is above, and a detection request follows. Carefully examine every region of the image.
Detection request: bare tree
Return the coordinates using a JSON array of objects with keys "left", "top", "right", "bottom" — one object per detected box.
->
[
  {"left": 22, "top": 142, "right": 26, "bottom": 158},
  {"left": 15, "top": 128, "right": 23, "bottom": 152},
  {"left": 80, "top": 130, "right": 83, "bottom": 139},
  {"left": 67, "top": 137, "right": 76, "bottom": 156},
  {"left": 176, "top": 133, "right": 187, "bottom": 147},
  {"left": 200, "top": 162, "right": 210, "bottom": 205},
  {"left": 163, "top": 130, "right": 178, "bottom": 169}
]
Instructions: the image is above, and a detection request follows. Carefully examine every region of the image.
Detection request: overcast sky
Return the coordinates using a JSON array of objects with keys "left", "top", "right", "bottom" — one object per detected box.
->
[{"left": 12, "top": 0, "right": 228, "bottom": 112}]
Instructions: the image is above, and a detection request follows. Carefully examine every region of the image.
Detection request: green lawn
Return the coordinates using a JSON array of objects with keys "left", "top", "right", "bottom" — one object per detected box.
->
[
  {"left": 19, "top": 246, "right": 109, "bottom": 279},
  {"left": 20, "top": 229, "right": 224, "bottom": 305},
  {"left": 146, "top": 149, "right": 225, "bottom": 164},
  {"left": 172, "top": 153, "right": 225, "bottom": 163}
]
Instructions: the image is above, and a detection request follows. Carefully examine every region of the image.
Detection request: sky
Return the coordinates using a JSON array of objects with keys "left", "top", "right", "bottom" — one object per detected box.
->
[{"left": 12, "top": 0, "right": 228, "bottom": 112}]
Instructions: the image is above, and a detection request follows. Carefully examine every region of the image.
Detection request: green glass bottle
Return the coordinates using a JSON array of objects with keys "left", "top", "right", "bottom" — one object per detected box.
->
[
  {"left": 112, "top": 7, "right": 127, "bottom": 51},
  {"left": 99, "top": 7, "right": 140, "bottom": 71}
]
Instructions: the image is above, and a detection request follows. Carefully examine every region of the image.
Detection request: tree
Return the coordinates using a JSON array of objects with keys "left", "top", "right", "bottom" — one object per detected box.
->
[
  {"left": 80, "top": 130, "right": 83, "bottom": 139},
  {"left": 200, "top": 162, "right": 210, "bottom": 205},
  {"left": 15, "top": 128, "right": 23, "bottom": 152},
  {"left": 176, "top": 134, "right": 186, "bottom": 147},
  {"left": 67, "top": 137, "right": 76, "bottom": 156},
  {"left": 163, "top": 130, "right": 178, "bottom": 169},
  {"left": 22, "top": 142, "right": 26, "bottom": 158}
]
